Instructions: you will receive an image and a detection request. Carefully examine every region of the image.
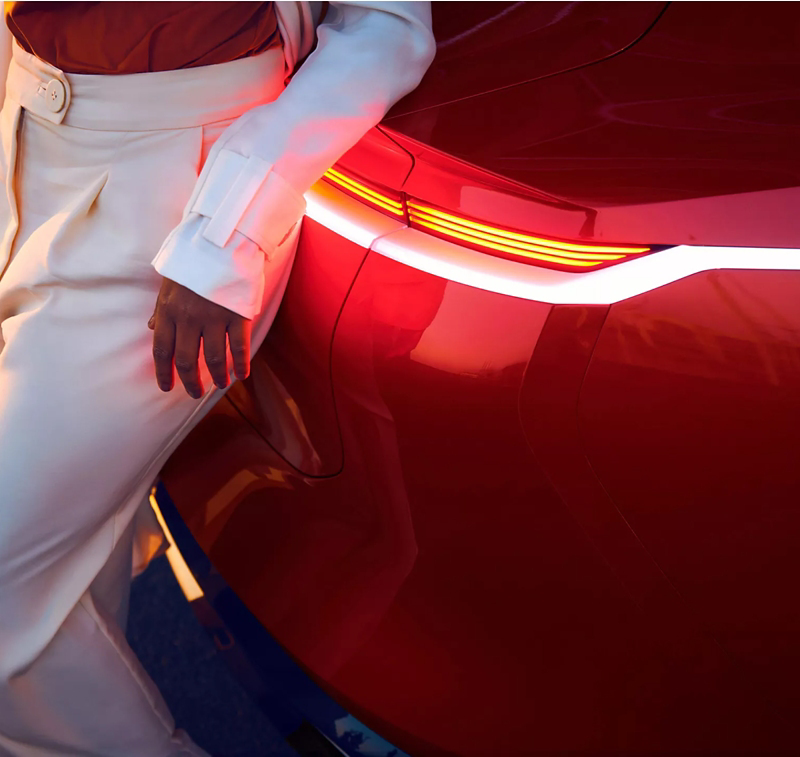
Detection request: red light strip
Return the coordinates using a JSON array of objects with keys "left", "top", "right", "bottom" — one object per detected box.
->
[
  {"left": 322, "top": 167, "right": 653, "bottom": 269},
  {"left": 408, "top": 201, "right": 649, "bottom": 268},
  {"left": 323, "top": 168, "right": 405, "bottom": 216},
  {"left": 409, "top": 209, "right": 622, "bottom": 262},
  {"left": 408, "top": 201, "right": 648, "bottom": 255}
]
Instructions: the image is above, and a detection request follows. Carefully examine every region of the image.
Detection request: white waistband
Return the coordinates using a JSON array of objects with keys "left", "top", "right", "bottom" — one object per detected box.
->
[{"left": 5, "top": 40, "right": 287, "bottom": 131}]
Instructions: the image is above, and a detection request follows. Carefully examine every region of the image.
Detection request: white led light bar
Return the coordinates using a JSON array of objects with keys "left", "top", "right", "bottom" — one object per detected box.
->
[{"left": 304, "top": 181, "right": 800, "bottom": 305}]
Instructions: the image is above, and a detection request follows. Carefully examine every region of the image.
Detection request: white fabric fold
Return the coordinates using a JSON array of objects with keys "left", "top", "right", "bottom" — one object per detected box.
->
[
  {"left": 201, "top": 153, "right": 271, "bottom": 248},
  {"left": 191, "top": 149, "right": 251, "bottom": 224},
  {"left": 190, "top": 149, "right": 307, "bottom": 255}
]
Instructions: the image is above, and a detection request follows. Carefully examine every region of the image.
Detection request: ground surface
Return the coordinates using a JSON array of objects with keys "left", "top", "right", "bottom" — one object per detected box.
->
[{"left": 127, "top": 555, "right": 299, "bottom": 757}]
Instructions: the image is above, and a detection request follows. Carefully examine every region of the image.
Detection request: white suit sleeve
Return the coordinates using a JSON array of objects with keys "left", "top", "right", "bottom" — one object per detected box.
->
[{"left": 152, "top": 1, "right": 436, "bottom": 319}]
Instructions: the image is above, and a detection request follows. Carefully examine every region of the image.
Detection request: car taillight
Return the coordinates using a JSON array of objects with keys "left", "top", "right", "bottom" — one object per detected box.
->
[
  {"left": 406, "top": 200, "right": 651, "bottom": 270},
  {"left": 322, "top": 168, "right": 405, "bottom": 218},
  {"left": 322, "top": 167, "right": 654, "bottom": 271}
]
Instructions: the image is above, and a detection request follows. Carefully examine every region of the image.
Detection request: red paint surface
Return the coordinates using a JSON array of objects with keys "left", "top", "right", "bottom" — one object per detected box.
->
[
  {"left": 163, "top": 257, "right": 800, "bottom": 754},
  {"left": 579, "top": 270, "right": 800, "bottom": 724},
  {"left": 388, "top": 2, "right": 666, "bottom": 117},
  {"left": 386, "top": 2, "right": 800, "bottom": 246}
]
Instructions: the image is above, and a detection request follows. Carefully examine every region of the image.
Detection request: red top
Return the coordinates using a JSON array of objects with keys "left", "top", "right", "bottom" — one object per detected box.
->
[{"left": 4, "top": 2, "right": 281, "bottom": 74}]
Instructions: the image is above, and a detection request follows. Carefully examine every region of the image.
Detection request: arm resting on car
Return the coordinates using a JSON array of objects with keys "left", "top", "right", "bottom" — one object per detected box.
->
[{"left": 151, "top": 1, "right": 436, "bottom": 319}]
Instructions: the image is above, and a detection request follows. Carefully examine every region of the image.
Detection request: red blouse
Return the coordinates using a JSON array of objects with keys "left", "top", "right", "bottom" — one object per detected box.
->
[{"left": 4, "top": 2, "right": 281, "bottom": 75}]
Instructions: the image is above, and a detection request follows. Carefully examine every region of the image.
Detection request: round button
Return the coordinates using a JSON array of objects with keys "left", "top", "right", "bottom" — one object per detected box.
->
[{"left": 44, "top": 79, "right": 66, "bottom": 113}]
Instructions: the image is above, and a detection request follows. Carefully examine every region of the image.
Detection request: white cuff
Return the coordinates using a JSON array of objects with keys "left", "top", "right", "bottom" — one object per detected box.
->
[
  {"left": 191, "top": 149, "right": 306, "bottom": 253},
  {"left": 151, "top": 151, "right": 307, "bottom": 319},
  {"left": 152, "top": 215, "right": 266, "bottom": 319}
]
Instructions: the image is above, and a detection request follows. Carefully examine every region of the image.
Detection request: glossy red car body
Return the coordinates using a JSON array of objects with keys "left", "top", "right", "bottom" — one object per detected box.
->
[{"left": 160, "top": 3, "right": 800, "bottom": 754}]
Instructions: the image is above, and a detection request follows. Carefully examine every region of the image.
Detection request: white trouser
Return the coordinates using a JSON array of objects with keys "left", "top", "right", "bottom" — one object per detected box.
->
[{"left": 0, "top": 43, "right": 295, "bottom": 756}]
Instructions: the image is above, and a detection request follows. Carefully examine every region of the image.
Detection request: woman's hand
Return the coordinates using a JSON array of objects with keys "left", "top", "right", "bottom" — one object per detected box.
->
[{"left": 148, "top": 278, "right": 251, "bottom": 399}]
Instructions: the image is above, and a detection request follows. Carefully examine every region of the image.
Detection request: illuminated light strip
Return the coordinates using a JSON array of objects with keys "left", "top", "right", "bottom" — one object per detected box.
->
[
  {"left": 410, "top": 210, "right": 624, "bottom": 262},
  {"left": 325, "top": 175, "right": 404, "bottom": 216},
  {"left": 326, "top": 168, "right": 404, "bottom": 210},
  {"left": 304, "top": 182, "right": 800, "bottom": 304},
  {"left": 408, "top": 200, "right": 650, "bottom": 254},
  {"left": 373, "top": 225, "right": 800, "bottom": 305},
  {"left": 325, "top": 169, "right": 403, "bottom": 211},
  {"left": 323, "top": 169, "right": 404, "bottom": 216},
  {"left": 412, "top": 216, "right": 604, "bottom": 267},
  {"left": 305, "top": 179, "right": 406, "bottom": 249},
  {"left": 149, "top": 493, "right": 204, "bottom": 602}
]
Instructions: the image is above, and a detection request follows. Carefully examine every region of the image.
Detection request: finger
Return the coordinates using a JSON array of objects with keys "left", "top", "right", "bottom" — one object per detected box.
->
[
  {"left": 228, "top": 318, "right": 251, "bottom": 381},
  {"left": 152, "top": 316, "right": 176, "bottom": 392},
  {"left": 174, "top": 322, "right": 204, "bottom": 399},
  {"left": 202, "top": 324, "right": 229, "bottom": 390},
  {"left": 148, "top": 296, "right": 160, "bottom": 331}
]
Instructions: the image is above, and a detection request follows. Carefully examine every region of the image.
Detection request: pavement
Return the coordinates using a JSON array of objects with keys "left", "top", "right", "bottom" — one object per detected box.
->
[{"left": 127, "top": 554, "right": 299, "bottom": 757}]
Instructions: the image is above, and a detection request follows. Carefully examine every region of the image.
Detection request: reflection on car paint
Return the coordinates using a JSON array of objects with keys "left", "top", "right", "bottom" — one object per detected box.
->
[{"left": 153, "top": 481, "right": 410, "bottom": 757}]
